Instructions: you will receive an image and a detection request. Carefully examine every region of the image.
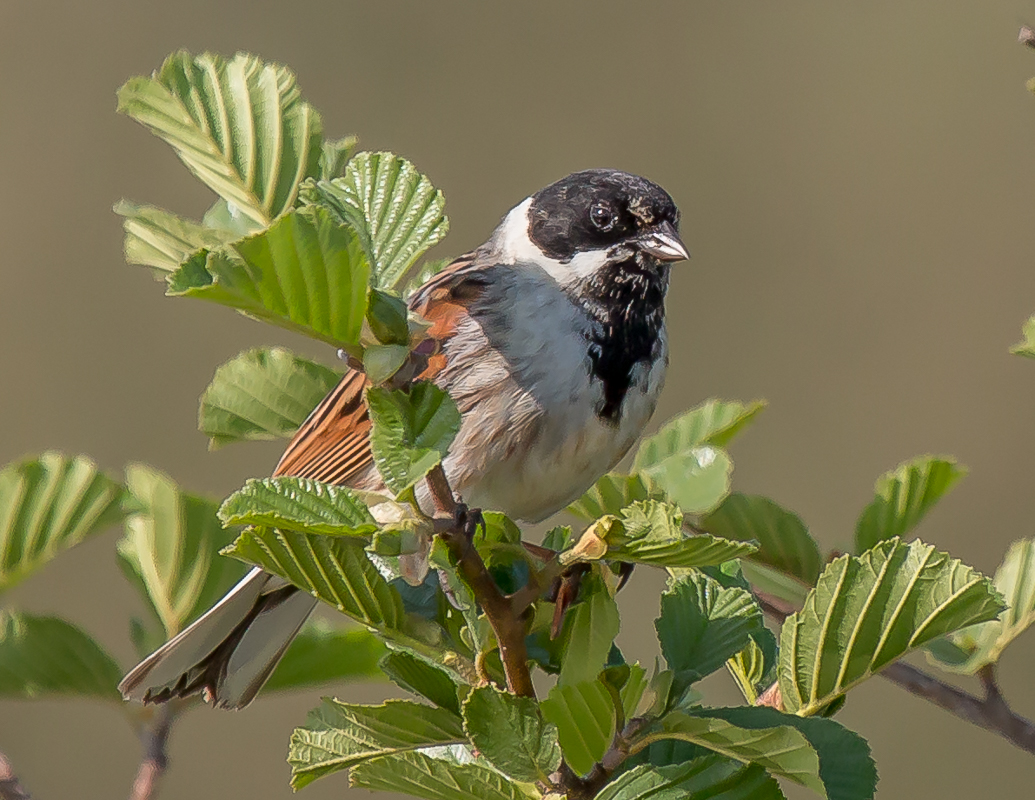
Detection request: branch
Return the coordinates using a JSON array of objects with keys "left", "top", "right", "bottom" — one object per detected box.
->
[
  {"left": 559, "top": 717, "right": 653, "bottom": 800},
  {"left": 0, "top": 751, "right": 31, "bottom": 800},
  {"left": 129, "top": 704, "right": 176, "bottom": 800},
  {"left": 426, "top": 465, "right": 536, "bottom": 698},
  {"left": 756, "top": 596, "right": 1035, "bottom": 755}
]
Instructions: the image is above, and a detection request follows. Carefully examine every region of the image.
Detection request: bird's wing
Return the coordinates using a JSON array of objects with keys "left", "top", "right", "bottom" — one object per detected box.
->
[{"left": 273, "top": 251, "right": 488, "bottom": 485}]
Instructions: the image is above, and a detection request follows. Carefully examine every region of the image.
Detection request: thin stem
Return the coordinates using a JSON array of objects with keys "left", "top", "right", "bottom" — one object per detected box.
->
[
  {"left": 426, "top": 465, "right": 536, "bottom": 698},
  {"left": 129, "top": 704, "right": 176, "bottom": 800},
  {"left": 0, "top": 751, "right": 31, "bottom": 800}
]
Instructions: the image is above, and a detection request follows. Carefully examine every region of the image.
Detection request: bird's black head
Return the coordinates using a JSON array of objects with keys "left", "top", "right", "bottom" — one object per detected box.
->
[{"left": 527, "top": 169, "right": 687, "bottom": 264}]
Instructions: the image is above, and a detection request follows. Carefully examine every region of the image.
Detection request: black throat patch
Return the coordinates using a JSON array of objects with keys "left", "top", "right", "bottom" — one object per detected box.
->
[{"left": 574, "top": 256, "right": 668, "bottom": 424}]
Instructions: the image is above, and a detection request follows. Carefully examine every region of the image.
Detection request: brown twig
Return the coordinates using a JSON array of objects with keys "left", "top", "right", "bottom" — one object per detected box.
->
[
  {"left": 426, "top": 465, "right": 536, "bottom": 698},
  {"left": 0, "top": 751, "right": 31, "bottom": 800},
  {"left": 129, "top": 704, "right": 176, "bottom": 800},
  {"left": 756, "top": 595, "right": 1035, "bottom": 755},
  {"left": 559, "top": 717, "right": 653, "bottom": 800}
]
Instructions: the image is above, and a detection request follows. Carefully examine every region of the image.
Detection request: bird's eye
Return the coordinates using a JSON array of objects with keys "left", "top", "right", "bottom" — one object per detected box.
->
[{"left": 589, "top": 202, "right": 615, "bottom": 231}]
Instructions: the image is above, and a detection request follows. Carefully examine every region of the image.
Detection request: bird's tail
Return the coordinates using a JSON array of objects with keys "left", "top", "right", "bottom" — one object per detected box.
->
[{"left": 118, "top": 568, "right": 317, "bottom": 710}]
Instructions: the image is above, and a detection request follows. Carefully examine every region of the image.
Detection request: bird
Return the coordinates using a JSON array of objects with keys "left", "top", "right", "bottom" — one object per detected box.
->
[{"left": 119, "top": 168, "right": 689, "bottom": 709}]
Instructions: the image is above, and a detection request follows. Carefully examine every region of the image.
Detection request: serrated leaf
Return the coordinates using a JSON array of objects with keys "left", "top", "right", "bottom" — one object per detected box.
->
[
  {"left": 117, "top": 50, "right": 322, "bottom": 227},
  {"left": 117, "top": 464, "right": 246, "bottom": 638},
  {"left": 462, "top": 686, "right": 561, "bottom": 782},
  {"left": 929, "top": 538, "right": 1035, "bottom": 673},
  {"left": 1010, "top": 315, "right": 1035, "bottom": 358},
  {"left": 633, "top": 712, "right": 822, "bottom": 795},
  {"left": 559, "top": 571, "right": 620, "bottom": 685},
  {"left": 702, "top": 493, "right": 822, "bottom": 585},
  {"left": 0, "top": 452, "right": 125, "bottom": 594},
  {"left": 633, "top": 399, "right": 765, "bottom": 471},
  {"left": 567, "top": 473, "right": 659, "bottom": 522},
  {"left": 854, "top": 456, "right": 966, "bottom": 553},
  {"left": 288, "top": 698, "right": 465, "bottom": 789},
  {"left": 218, "top": 477, "right": 376, "bottom": 535},
  {"left": 381, "top": 650, "right": 464, "bottom": 714},
  {"left": 114, "top": 200, "right": 233, "bottom": 276},
  {"left": 655, "top": 571, "right": 764, "bottom": 696},
  {"left": 222, "top": 526, "right": 404, "bottom": 633},
  {"left": 263, "top": 618, "right": 386, "bottom": 693},
  {"left": 367, "top": 383, "right": 461, "bottom": 495},
  {"left": 726, "top": 627, "right": 779, "bottom": 706},
  {"left": 704, "top": 707, "right": 876, "bottom": 800},
  {"left": 198, "top": 347, "right": 342, "bottom": 449},
  {"left": 541, "top": 679, "right": 617, "bottom": 777},
  {"left": 607, "top": 501, "right": 756, "bottom": 568},
  {"left": 780, "top": 538, "right": 1004, "bottom": 716},
  {"left": 301, "top": 151, "right": 448, "bottom": 289},
  {"left": 597, "top": 758, "right": 785, "bottom": 800},
  {"left": 0, "top": 611, "right": 122, "bottom": 700},
  {"left": 168, "top": 206, "right": 371, "bottom": 348},
  {"left": 349, "top": 750, "right": 539, "bottom": 800}
]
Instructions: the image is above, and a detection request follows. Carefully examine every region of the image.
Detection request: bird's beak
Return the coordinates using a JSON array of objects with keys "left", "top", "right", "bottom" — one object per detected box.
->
[{"left": 638, "top": 220, "right": 690, "bottom": 262}]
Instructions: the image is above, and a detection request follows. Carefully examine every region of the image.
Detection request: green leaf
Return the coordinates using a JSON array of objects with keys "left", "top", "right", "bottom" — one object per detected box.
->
[
  {"left": 364, "top": 344, "right": 411, "bottom": 385},
  {"left": 1010, "top": 315, "right": 1035, "bottom": 358},
  {"left": 540, "top": 678, "right": 617, "bottom": 777},
  {"left": 380, "top": 650, "right": 464, "bottom": 714},
  {"left": 559, "top": 571, "right": 620, "bottom": 685},
  {"left": 643, "top": 447, "right": 733, "bottom": 515},
  {"left": 462, "top": 685, "right": 561, "bottom": 782},
  {"left": 597, "top": 758, "right": 785, "bottom": 800},
  {"left": 0, "top": 611, "right": 122, "bottom": 700},
  {"left": 202, "top": 198, "right": 264, "bottom": 238},
  {"left": 608, "top": 501, "right": 757, "bottom": 568},
  {"left": 655, "top": 571, "right": 764, "bottom": 696},
  {"left": 114, "top": 200, "right": 232, "bottom": 275},
  {"left": 198, "top": 347, "right": 342, "bottom": 449},
  {"left": 300, "top": 151, "right": 448, "bottom": 289},
  {"left": 118, "top": 464, "right": 246, "bottom": 638},
  {"left": 168, "top": 207, "right": 371, "bottom": 348},
  {"left": 704, "top": 707, "right": 876, "bottom": 800},
  {"left": 349, "top": 750, "right": 539, "bottom": 800},
  {"left": 929, "top": 538, "right": 1035, "bottom": 673},
  {"left": 117, "top": 50, "right": 322, "bottom": 227},
  {"left": 218, "top": 477, "right": 376, "bottom": 535},
  {"left": 726, "top": 627, "right": 779, "bottom": 706},
  {"left": 367, "top": 288, "right": 411, "bottom": 345},
  {"left": 568, "top": 473, "right": 658, "bottom": 522},
  {"left": 702, "top": 494, "right": 822, "bottom": 585},
  {"left": 780, "top": 538, "right": 1004, "bottom": 716},
  {"left": 223, "top": 526, "right": 404, "bottom": 633},
  {"left": 288, "top": 698, "right": 465, "bottom": 789},
  {"left": 739, "top": 560, "right": 812, "bottom": 611},
  {"left": 320, "top": 135, "right": 358, "bottom": 180},
  {"left": 263, "top": 618, "right": 386, "bottom": 693},
  {"left": 854, "top": 456, "right": 966, "bottom": 553},
  {"left": 0, "top": 452, "right": 125, "bottom": 594},
  {"left": 634, "top": 711, "right": 823, "bottom": 795},
  {"left": 633, "top": 399, "right": 765, "bottom": 470},
  {"left": 367, "top": 383, "right": 461, "bottom": 495}
]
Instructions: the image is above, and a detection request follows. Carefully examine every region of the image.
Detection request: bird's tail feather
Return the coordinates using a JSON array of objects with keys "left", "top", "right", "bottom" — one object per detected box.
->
[{"left": 118, "top": 567, "right": 317, "bottom": 710}]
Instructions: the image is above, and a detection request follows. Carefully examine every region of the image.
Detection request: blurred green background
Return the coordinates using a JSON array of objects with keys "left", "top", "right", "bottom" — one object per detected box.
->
[{"left": 2, "top": 0, "right": 1035, "bottom": 797}]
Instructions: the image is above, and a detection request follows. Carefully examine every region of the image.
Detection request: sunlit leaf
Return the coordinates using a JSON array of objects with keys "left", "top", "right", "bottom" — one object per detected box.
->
[
  {"left": 633, "top": 399, "right": 765, "bottom": 470},
  {"left": 780, "top": 538, "right": 1004, "bottom": 716},
  {"left": 301, "top": 151, "right": 448, "bottom": 289},
  {"left": 288, "top": 698, "right": 465, "bottom": 789},
  {"left": 114, "top": 200, "right": 232, "bottom": 276},
  {"left": 0, "top": 452, "right": 125, "bottom": 594},
  {"left": 218, "top": 477, "right": 376, "bottom": 535},
  {"left": 168, "top": 207, "right": 371, "bottom": 348},
  {"left": 0, "top": 612, "right": 122, "bottom": 700},
  {"left": 320, "top": 135, "right": 358, "bottom": 180},
  {"left": 349, "top": 750, "right": 539, "bottom": 800},
  {"left": 367, "top": 383, "right": 461, "bottom": 495},
  {"left": 117, "top": 464, "right": 246, "bottom": 638},
  {"left": 702, "top": 493, "right": 822, "bottom": 585},
  {"left": 117, "top": 50, "right": 322, "bottom": 227},
  {"left": 381, "top": 650, "right": 464, "bottom": 714},
  {"left": 558, "top": 571, "right": 620, "bottom": 685},
  {"left": 540, "top": 678, "right": 616, "bottom": 777},
  {"left": 854, "top": 456, "right": 966, "bottom": 553},
  {"left": 726, "top": 627, "right": 779, "bottom": 706},
  {"left": 567, "top": 473, "right": 659, "bottom": 522},
  {"left": 1010, "top": 315, "right": 1035, "bottom": 358},
  {"left": 597, "top": 758, "right": 785, "bottom": 800},
  {"left": 198, "top": 347, "right": 341, "bottom": 449},
  {"left": 462, "top": 685, "right": 561, "bottom": 782}
]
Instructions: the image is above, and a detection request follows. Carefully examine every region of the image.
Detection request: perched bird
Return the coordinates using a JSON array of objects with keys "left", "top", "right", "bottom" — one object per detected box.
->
[{"left": 119, "top": 168, "right": 689, "bottom": 709}]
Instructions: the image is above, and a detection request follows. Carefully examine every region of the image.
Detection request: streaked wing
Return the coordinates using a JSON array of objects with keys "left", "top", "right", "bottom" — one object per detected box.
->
[{"left": 273, "top": 250, "right": 489, "bottom": 486}]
